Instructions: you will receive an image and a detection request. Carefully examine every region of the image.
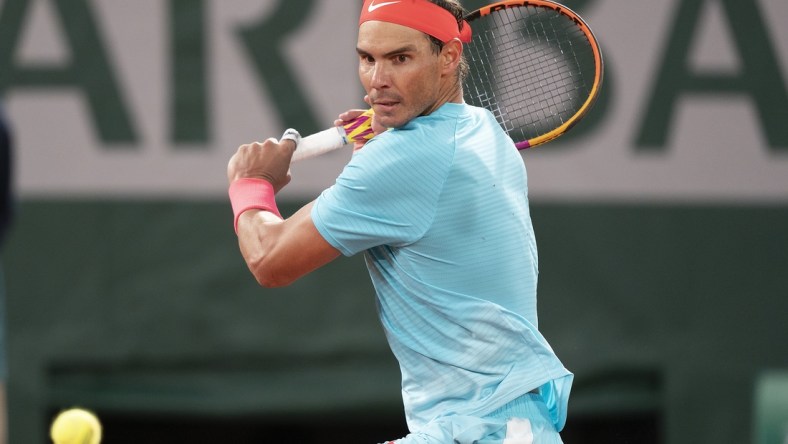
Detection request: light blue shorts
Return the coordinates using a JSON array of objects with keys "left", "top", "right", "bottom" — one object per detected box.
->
[{"left": 382, "top": 393, "right": 564, "bottom": 444}]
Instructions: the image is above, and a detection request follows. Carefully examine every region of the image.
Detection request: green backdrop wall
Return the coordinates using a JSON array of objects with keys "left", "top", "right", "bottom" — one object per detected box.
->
[{"left": 5, "top": 200, "right": 788, "bottom": 443}]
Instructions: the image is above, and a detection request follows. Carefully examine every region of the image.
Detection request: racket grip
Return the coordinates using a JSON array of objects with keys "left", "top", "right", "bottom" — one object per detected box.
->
[
  {"left": 290, "top": 126, "right": 349, "bottom": 163},
  {"left": 289, "top": 109, "right": 375, "bottom": 163}
]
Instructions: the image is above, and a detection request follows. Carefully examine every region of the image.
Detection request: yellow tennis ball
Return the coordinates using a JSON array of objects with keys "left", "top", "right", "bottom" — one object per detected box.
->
[{"left": 50, "top": 408, "right": 102, "bottom": 444}]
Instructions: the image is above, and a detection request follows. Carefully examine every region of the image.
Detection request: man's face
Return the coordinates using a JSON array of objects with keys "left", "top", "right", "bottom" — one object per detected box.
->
[{"left": 357, "top": 21, "right": 443, "bottom": 129}]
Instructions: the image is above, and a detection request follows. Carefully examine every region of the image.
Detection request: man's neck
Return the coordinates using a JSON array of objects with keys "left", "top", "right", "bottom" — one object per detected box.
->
[{"left": 421, "top": 82, "right": 463, "bottom": 116}]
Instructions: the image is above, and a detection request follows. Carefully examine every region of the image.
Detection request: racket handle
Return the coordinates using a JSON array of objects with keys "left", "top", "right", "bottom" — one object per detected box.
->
[
  {"left": 289, "top": 126, "right": 347, "bottom": 162},
  {"left": 289, "top": 109, "right": 375, "bottom": 163}
]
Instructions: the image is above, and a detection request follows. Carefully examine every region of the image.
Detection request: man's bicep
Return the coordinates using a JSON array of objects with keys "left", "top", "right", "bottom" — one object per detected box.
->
[
  {"left": 284, "top": 201, "right": 342, "bottom": 277},
  {"left": 238, "top": 201, "right": 341, "bottom": 287}
]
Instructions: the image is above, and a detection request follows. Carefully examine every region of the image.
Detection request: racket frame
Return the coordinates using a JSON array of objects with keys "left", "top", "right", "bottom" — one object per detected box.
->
[{"left": 464, "top": 0, "right": 604, "bottom": 149}]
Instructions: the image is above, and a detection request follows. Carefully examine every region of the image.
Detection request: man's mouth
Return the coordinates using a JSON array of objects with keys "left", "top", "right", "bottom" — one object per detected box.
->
[{"left": 373, "top": 100, "right": 399, "bottom": 113}]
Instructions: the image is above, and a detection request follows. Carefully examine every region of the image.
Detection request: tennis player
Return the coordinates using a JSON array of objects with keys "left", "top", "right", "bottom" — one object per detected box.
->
[{"left": 227, "top": 1, "right": 572, "bottom": 442}]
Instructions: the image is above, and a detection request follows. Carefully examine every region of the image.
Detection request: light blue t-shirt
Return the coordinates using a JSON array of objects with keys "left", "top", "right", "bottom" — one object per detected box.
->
[{"left": 312, "top": 103, "right": 572, "bottom": 433}]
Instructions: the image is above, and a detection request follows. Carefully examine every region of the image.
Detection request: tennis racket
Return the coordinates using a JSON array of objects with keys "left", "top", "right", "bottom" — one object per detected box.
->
[{"left": 287, "top": 0, "right": 603, "bottom": 162}]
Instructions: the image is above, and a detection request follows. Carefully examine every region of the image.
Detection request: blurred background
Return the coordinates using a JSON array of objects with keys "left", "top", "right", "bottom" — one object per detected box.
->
[{"left": 1, "top": 0, "right": 787, "bottom": 442}]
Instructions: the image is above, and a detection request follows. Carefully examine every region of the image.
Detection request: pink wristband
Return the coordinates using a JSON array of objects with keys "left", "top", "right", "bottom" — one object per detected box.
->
[{"left": 229, "top": 178, "right": 282, "bottom": 233}]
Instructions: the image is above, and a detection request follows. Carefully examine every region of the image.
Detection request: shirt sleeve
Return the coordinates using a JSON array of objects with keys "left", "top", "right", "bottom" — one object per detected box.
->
[{"left": 311, "top": 125, "right": 455, "bottom": 256}]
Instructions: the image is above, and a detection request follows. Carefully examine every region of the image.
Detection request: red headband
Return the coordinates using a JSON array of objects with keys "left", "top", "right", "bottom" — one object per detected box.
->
[{"left": 359, "top": 0, "right": 472, "bottom": 44}]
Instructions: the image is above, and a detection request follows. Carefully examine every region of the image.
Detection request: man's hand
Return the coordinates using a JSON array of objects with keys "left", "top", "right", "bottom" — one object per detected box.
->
[
  {"left": 334, "top": 96, "right": 387, "bottom": 151},
  {"left": 227, "top": 137, "right": 296, "bottom": 193}
]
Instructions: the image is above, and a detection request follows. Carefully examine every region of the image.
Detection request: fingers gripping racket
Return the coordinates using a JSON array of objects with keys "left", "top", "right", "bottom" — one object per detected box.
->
[
  {"left": 288, "top": 109, "right": 375, "bottom": 162},
  {"left": 286, "top": 0, "right": 603, "bottom": 161}
]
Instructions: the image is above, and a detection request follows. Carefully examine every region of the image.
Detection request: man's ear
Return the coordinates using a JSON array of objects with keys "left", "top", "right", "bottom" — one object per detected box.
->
[{"left": 440, "top": 38, "right": 463, "bottom": 75}]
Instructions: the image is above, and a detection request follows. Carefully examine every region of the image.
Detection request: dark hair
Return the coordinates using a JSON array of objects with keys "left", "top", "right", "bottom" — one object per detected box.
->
[{"left": 427, "top": 0, "right": 469, "bottom": 81}]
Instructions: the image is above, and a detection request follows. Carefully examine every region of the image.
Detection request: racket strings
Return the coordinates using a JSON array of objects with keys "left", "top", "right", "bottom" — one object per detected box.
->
[
  {"left": 501, "top": 9, "right": 586, "bottom": 126},
  {"left": 464, "top": 5, "right": 596, "bottom": 144}
]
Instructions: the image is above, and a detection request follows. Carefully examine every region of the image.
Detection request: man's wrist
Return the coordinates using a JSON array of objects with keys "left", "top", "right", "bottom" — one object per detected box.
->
[{"left": 229, "top": 178, "right": 282, "bottom": 233}]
